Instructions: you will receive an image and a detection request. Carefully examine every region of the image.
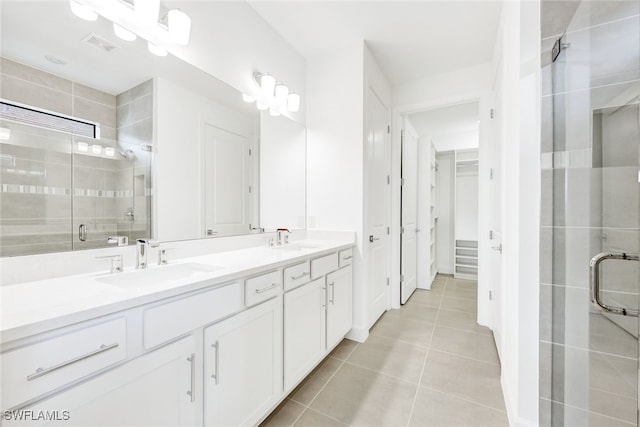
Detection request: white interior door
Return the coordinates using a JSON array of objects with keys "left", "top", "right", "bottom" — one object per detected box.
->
[
  {"left": 203, "top": 124, "right": 251, "bottom": 238},
  {"left": 490, "top": 103, "right": 503, "bottom": 360},
  {"left": 401, "top": 130, "right": 418, "bottom": 304},
  {"left": 366, "top": 88, "right": 391, "bottom": 326}
]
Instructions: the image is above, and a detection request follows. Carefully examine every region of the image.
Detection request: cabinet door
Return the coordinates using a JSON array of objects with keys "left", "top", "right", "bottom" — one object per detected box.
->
[
  {"left": 326, "top": 266, "right": 353, "bottom": 350},
  {"left": 204, "top": 297, "right": 283, "bottom": 427},
  {"left": 284, "top": 278, "right": 326, "bottom": 392},
  {"left": 5, "top": 335, "right": 199, "bottom": 427}
]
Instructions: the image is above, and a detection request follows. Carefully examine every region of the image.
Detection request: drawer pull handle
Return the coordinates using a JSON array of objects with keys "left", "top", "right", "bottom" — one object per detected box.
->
[
  {"left": 27, "top": 343, "right": 119, "bottom": 381},
  {"left": 255, "top": 283, "right": 279, "bottom": 294},
  {"left": 342, "top": 255, "right": 353, "bottom": 260},
  {"left": 291, "top": 271, "right": 310, "bottom": 280},
  {"left": 187, "top": 353, "right": 195, "bottom": 402},
  {"left": 211, "top": 341, "right": 220, "bottom": 385}
]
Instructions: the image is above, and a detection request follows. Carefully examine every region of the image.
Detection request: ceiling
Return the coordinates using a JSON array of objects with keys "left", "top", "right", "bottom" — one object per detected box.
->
[{"left": 249, "top": 1, "right": 503, "bottom": 86}]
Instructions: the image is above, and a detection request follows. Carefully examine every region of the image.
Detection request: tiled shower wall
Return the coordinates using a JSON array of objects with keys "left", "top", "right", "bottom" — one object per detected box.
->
[
  {"left": 115, "top": 80, "right": 153, "bottom": 244},
  {"left": 0, "top": 58, "right": 152, "bottom": 256},
  {"left": 539, "top": 2, "right": 640, "bottom": 426}
]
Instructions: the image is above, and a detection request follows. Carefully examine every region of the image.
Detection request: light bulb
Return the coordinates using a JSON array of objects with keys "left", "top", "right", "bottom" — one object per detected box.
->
[
  {"left": 269, "top": 108, "right": 280, "bottom": 117},
  {"left": 135, "top": 0, "right": 160, "bottom": 25},
  {"left": 113, "top": 23, "right": 137, "bottom": 41},
  {"left": 256, "top": 101, "right": 268, "bottom": 111},
  {"left": 242, "top": 93, "right": 255, "bottom": 103},
  {"left": 76, "top": 141, "right": 89, "bottom": 152},
  {"left": 287, "top": 92, "right": 301, "bottom": 113},
  {"left": 168, "top": 9, "right": 191, "bottom": 45},
  {"left": 148, "top": 42, "right": 168, "bottom": 57},
  {"left": 260, "top": 74, "right": 276, "bottom": 96},
  {"left": 91, "top": 144, "right": 102, "bottom": 155},
  {"left": 275, "top": 83, "right": 288, "bottom": 105},
  {"left": 69, "top": 0, "right": 97, "bottom": 21}
]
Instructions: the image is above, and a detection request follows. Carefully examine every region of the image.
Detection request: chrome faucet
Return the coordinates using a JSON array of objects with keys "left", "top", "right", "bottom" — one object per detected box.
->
[
  {"left": 276, "top": 228, "right": 291, "bottom": 246},
  {"left": 136, "top": 238, "right": 159, "bottom": 269}
]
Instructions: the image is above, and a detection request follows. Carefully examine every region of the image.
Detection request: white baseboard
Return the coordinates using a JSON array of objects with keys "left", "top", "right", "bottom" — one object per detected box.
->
[
  {"left": 345, "top": 327, "right": 369, "bottom": 343},
  {"left": 501, "top": 374, "right": 538, "bottom": 427}
]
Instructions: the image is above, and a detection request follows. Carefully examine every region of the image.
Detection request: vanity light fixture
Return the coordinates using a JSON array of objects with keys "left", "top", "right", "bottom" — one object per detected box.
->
[
  {"left": 0, "top": 127, "right": 10, "bottom": 141},
  {"left": 167, "top": 9, "right": 191, "bottom": 45},
  {"left": 70, "top": 0, "right": 98, "bottom": 21},
  {"left": 91, "top": 144, "right": 103, "bottom": 155},
  {"left": 274, "top": 82, "right": 288, "bottom": 105},
  {"left": 147, "top": 41, "right": 168, "bottom": 57},
  {"left": 259, "top": 73, "right": 276, "bottom": 96},
  {"left": 105, "top": 147, "right": 116, "bottom": 157},
  {"left": 252, "top": 72, "right": 301, "bottom": 114},
  {"left": 134, "top": 0, "right": 160, "bottom": 25},
  {"left": 242, "top": 93, "right": 255, "bottom": 103},
  {"left": 69, "top": 0, "right": 193, "bottom": 57},
  {"left": 269, "top": 108, "right": 280, "bottom": 117},
  {"left": 113, "top": 23, "right": 137, "bottom": 41},
  {"left": 287, "top": 92, "right": 301, "bottom": 113}
]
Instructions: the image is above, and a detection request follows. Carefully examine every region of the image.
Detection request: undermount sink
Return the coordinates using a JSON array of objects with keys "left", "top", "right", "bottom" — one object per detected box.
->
[
  {"left": 97, "top": 262, "right": 221, "bottom": 288},
  {"left": 272, "top": 243, "right": 320, "bottom": 252}
]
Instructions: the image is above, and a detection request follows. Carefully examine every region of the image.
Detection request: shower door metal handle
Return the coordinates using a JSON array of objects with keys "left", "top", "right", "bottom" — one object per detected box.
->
[{"left": 589, "top": 252, "right": 639, "bottom": 317}]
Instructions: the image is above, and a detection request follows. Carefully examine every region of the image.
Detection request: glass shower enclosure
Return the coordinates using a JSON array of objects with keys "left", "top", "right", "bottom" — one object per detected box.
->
[{"left": 540, "top": 1, "right": 640, "bottom": 425}]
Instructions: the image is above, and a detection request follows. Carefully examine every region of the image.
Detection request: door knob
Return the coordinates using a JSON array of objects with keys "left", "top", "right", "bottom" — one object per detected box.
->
[
  {"left": 369, "top": 235, "right": 380, "bottom": 243},
  {"left": 491, "top": 244, "right": 502, "bottom": 254}
]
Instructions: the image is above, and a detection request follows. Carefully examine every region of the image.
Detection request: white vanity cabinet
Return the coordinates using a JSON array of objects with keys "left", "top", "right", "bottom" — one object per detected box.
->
[
  {"left": 283, "top": 278, "right": 326, "bottom": 392},
  {"left": 5, "top": 334, "right": 199, "bottom": 427},
  {"left": 1, "top": 242, "right": 354, "bottom": 427},
  {"left": 203, "top": 296, "right": 283, "bottom": 427},
  {"left": 326, "top": 266, "right": 353, "bottom": 350}
]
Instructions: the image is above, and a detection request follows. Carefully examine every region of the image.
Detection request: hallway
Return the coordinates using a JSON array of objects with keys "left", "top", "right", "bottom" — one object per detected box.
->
[{"left": 262, "top": 275, "right": 508, "bottom": 426}]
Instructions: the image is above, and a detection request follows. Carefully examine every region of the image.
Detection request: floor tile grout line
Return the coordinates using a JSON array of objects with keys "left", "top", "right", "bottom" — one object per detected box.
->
[
  {"left": 405, "top": 275, "right": 448, "bottom": 427},
  {"left": 338, "top": 359, "right": 424, "bottom": 386},
  {"left": 419, "top": 384, "right": 508, "bottom": 414},
  {"left": 290, "top": 342, "right": 360, "bottom": 426},
  {"left": 426, "top": 347, "right": 501, "bottom": 367}
]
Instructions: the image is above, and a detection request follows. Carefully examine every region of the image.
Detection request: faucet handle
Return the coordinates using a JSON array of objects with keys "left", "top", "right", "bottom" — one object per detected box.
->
[
  {"left": 158, "top": 248, "right": 176, "bottom": 265},
  {"left": 107, "top": 236, "right": 128, "bottom": 246},
  {"left": 96, "top": 254, "right": 123, "bottom": 273},
  {"left": 136, "top": 238, "right": 159, "bottom": 248}
]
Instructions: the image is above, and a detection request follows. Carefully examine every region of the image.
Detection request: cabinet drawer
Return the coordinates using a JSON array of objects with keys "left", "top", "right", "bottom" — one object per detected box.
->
[
  {"left": 311, "top": 253, "right": 339, "bottom": 279},
  {"left": 339, "top": 249, "right": 353, "bottom": 267},
  {"left": 284, "top": 261, "right": 311, "bottom": 291},
  {"left": 245, "top": 270, "right": 282, "bottom": 307},
  {"left": 144, "top": 282, "right": 243, "bottom": 349},
  {"left": 1, "top": 317, "right": 127, "bottom": 410}
]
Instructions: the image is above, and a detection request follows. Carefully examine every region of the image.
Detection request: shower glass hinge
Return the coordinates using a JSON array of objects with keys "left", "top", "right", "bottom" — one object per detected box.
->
[{"left": 400, "top": 274, "right": 404, "bottom": 283}]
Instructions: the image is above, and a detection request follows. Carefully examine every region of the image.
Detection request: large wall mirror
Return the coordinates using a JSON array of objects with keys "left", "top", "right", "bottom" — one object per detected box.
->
[{"left": 0, "top": 1, "right": 306, "bottom": 256}]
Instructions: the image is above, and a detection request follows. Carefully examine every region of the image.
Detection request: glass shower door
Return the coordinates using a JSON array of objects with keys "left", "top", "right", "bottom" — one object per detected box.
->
[{"left": 540, "top": 0, "right": 640, "bottom": 425}]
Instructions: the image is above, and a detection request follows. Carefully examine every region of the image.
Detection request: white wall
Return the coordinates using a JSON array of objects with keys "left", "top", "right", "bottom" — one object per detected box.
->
[
  {"left": 306, "top": 42, "right": 366, "bottom": 339},
  {"left": 436, "top": 152, "right": 454, "bottom": 274},
  {"left": 155, "top": 77, "right": 258, "bottom": 242},
  {"left": 493, "top": 2, "right": 541, "bottom": 425}
]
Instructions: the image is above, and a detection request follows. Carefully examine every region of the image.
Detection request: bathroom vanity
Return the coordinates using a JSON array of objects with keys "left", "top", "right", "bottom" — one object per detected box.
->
[{"left": 0, "top": 236, "right": 354, "bottom": 427}]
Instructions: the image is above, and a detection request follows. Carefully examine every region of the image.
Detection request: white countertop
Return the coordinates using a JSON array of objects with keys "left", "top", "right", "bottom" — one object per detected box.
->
[{"left": 0, "top": 239, "right": 353, "bottom": 345}]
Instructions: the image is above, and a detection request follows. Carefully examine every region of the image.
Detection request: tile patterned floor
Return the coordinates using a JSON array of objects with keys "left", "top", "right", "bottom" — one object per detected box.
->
[{"left": 261, "top": 274, "right": 509, "bottom": 427}]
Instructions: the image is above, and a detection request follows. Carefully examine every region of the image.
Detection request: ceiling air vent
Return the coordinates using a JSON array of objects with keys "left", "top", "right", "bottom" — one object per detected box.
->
[{"left": 81, "top": 33, "right": 118, "bottom": 53}]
